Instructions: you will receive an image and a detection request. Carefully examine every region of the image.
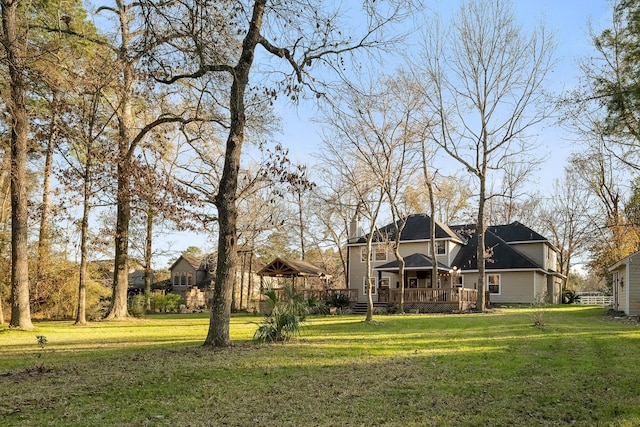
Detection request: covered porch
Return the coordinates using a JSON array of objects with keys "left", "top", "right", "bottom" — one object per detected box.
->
[{"left": 374, "top": 253, "right": 478, "bottom": 312}]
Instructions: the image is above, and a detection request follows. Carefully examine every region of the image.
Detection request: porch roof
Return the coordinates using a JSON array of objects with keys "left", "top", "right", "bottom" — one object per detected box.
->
[{"left": 374, "top": 253, "right": 451, "bottom": 272}]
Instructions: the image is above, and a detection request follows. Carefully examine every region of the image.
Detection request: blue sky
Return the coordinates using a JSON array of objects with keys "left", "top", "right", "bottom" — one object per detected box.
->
[
  {"left": 161, "top": 0, "right": 618, "bottom": 267},
  {"left": 277, "top": 0, "right": 613, "bottom": 184}
]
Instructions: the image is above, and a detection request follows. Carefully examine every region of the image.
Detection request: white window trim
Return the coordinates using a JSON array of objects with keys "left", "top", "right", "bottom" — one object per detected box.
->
[
  {"left": 363, "top": 277, "right": 377, "bottom": 295},
  {"left": 427, "top": 241, "right": 447, "bottom": 256},
  {"left": 374, "top": 248, "right": 388, "bottom": 262},
  {"left": 360, "top": 247, "right": 368, "bottom": 263},
  {"left": 360, "top": 247, "right": 388, "bottom": 263},
  {"left": 487, "top": 273, "right": 501, "bottom": 295}
]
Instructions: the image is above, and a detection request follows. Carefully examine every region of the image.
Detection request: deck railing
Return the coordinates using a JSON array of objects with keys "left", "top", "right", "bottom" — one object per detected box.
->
[
  {"left": 268, "top": 287, "right": 358, "bottom": 303},
  {"left": 385, "top": 287, "right": 478, "bottom": 304}
]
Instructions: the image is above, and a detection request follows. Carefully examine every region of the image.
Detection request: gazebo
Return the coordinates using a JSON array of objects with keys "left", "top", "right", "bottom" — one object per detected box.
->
[{"left": 258, "top": 257, "right": 329, "bottom": 281}]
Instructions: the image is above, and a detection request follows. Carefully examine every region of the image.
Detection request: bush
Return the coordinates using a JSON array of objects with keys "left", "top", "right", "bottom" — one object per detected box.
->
[
  {"left": 307, "top": 296, "right": 329, "bottom": 315},
  {"left": 152, "top": 293, "right": 182, "bottom": 313},
  {"left": 253, "top": 286, "right": 306, "bottom": 343},
  {"left": 562, "top": 289, "right": 580, "bottom": 304},
  {"left": 128, "top": 294, "right": 146, "bottom": 318},
  {"left": 326, "top": 293, "right": 351, "bottom": 309}
]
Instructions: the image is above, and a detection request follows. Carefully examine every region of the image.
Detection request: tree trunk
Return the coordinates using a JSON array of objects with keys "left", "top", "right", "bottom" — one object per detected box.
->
[
  {"left": 3, "top": 0, "right": 33, "bottom": 329},
  {"left": 477, "top": 171, "right": 487, "bottom": 312},
  {"left": 247, "top": 251, "right": 254, "bottom": 311},
  {"left": 298, "top": 191, "right": 305, "bottom": 260},
  {"left": 204, "top": 0, "right": 266, "bottom": 347},
  {"left": 394, "top": 244, "right": 405, "bottom": 314},
  {"left": 144, "top": 207, "right": 153, "bottom": 312},
  {"left": 0, "top": 152, "right": 12, "bottom": 325},
  {"left": 75, "top": 162, "right": 91, "bottom": 325},
  {"left": 365, "top": 240, "right": 374, "bottom": 322},
  {"left": 107, "top": 6, "right": 134, "bottom": 319},
  {"left": 107, "top": 154, "right": 132, "bottom": 319},
  {"left": 429, "top": 209, "right": 438, "bottom": 289},
  {"left": 35, "top": 94, "right": 59, "bottom": 306}
]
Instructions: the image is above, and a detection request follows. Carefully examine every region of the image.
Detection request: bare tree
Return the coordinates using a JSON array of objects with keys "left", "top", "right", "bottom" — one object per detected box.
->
[
  {"left": 142, "top": 0, "right": 413, "bottom": 345},
  {"left": 320, "top": 72, "right": 423, "bottom": 319},
  {"left": 485, "top": 161, "right": 541, "bottom": 226},
  {"left": 538, "top": 168, "right": 593, "bottom": 291},
  {"left": 418, "top": 0, "right": 555, "bottom": 310},
  {"left": 568, "top": 139, "right": 640, "bottom": 282}
]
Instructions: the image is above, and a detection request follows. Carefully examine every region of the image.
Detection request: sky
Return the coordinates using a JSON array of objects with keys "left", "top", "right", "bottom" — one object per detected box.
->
[
  {"left": 157, "top": 0, "right": 618, "bottom": 268},
  {"left": 279, "top": 0, "right": 612, "bottom": 173}
]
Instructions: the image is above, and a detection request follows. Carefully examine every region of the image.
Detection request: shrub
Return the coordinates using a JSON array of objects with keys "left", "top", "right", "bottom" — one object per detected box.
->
[
  {"left": 253, "top": 286, "right": 305, "bottom": 343},
  {"left": 128, "top": 294, "right": 146, "bottom": 318},
  {"left": 152, "top": 293, "right": 182, "bottom": 313},
  {"left": 326, "top": 293, "right": 351, "bottom": 309},
  {"left": 307, "top": 296, "right": 329, "bottom": 315},
  {"left": 562, "top": 289, "right": 580, "bottom": 304}
]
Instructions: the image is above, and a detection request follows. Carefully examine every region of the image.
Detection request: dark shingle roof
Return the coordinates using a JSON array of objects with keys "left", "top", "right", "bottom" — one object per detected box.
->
[
  {"left": 487, "top": 221, "right": 546, "bottom": 243},
  {"left": 450, "top": 226, "right": 542, "bottom": 271},
  {"left": 258, "top": 257, "right": 329, "bottom": 277},
  {"left": 353, "top": 214, "right": 465, "bottom": 244}
]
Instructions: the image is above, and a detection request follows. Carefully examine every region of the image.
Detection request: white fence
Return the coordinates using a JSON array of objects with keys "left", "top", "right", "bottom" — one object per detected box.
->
[{"left": 577, "top": 295, "right": 613, "bottom": 306}]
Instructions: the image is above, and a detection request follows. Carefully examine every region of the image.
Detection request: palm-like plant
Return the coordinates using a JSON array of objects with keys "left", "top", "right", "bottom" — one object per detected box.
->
[{"left": 253, "top": 285, "right": 306, "bottom": 342}]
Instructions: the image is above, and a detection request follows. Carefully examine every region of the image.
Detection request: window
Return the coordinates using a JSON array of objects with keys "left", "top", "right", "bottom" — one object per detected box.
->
[
  {"left": 360, "top": 247, "right": 388, "bottom": 262},
  {"left": 379, "top": 277, "right": 390, "bottom": 288},
  {"left": 187, "top": 272, "right": 194, "bottom": 286},
  {"left": 488, "top": 274, "right": 501, "bottom": 294},
  {"left": 363, "top": 277, "right": 377, "bottom": 295},
  {"left": 427, "top": 241, "right": 447, "bottom": 256},
  {"left": 375, "top": 248, "right": 388, "bottom": 262},
  {"left": 452, "top": 272, "right": 463, "bottom": 288}
]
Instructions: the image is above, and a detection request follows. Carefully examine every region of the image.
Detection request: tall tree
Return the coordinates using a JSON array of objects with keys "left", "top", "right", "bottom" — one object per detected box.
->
[
  {"left": 538, "top": 168, "right": 593, "bottom": 291},
  {"left": 418, "top": 0, "right": 554, "bottom": 311},
  {"left": 143, "top": 0, "right": 412, "bottom": 345},
  {"left": 320, "top": 73, "right": 423, "bottom": 319},
  {"left": 583, "top": 0, "right": 640, "bottom": 171},
  {"left": 81, "top": 1, "right": 200, "bottom": 319},
  {"left": 1, "top": 0, "right": 33, "bottom": 329},
  {"left": 57, "top": 51, "right": 116, "bottom": 324},
  {"left": 568, "top": 141, "right": 640, "bottom": 282}
]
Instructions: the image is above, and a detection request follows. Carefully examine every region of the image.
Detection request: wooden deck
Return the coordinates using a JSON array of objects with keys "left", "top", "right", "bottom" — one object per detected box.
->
[
  {"left": 379, "top": 287, "right": 479, "bottom": 313},
  {"left": 267, "top": 287, "right": 480, "bottom": 313}
]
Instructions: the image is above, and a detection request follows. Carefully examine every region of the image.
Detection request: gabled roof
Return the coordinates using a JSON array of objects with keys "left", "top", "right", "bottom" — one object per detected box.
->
[
  {"left": 375, "top": 253, "right": 451, "bottom": 271},
  {"left": 450, "top": 226, "right": 542, "bottom": 271},
  {"left": 351, "top": 213, "right": 465, "bottom": 244},
  {"left": 258, "top": 257, "right": 330, "bottom": 278},
  {"left": 169, "top": 253, "right": 201, "bottom": 271},
  {"left": 487, "top": 221, "right": 547, "bottom": 243},
  {"left": 609, "top": 250, "right": 640, "bottom": 272}
]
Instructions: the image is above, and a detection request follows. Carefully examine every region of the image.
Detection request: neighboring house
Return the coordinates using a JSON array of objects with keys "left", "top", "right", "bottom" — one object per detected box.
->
[
  {"left": 609, "top": 250, "right": 640, "bottom": 315},
  {"left": 347, "top": 213, "right": 563, "bottom": 308},
  {"left": 169, "top": 253, "right": 213, "bottom": 290},
  {"left": 165, "top": 253, "right": 264, "bottom": 311}
]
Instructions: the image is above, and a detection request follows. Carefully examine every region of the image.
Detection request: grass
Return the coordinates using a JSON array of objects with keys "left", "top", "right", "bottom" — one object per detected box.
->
[{"left": 1, "top": 306, "right": 639, "bottom": 426}]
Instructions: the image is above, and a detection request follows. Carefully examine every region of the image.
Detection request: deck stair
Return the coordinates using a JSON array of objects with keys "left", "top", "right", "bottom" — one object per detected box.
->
[{"left": 352, "top": 301, "right": 389, "bottom": 314}]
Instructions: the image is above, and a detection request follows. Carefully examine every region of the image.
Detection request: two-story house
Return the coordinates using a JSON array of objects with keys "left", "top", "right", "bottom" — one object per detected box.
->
[{"left": 347, "top": 213, "right": 563, "bottom": 309}]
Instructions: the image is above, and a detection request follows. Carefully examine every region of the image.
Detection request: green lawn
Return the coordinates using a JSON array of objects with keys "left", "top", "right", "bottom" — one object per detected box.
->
[{"left": 1, "top": 306, "right": 639, "bottom": 426}]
